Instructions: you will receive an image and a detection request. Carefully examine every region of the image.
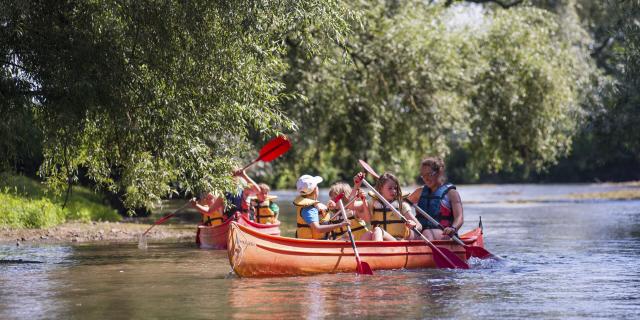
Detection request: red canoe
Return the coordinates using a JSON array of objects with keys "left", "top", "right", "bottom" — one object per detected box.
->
[
  {"left": 197, "top": 214, "right": 281, "bottom": 249},
  {"left": 227, "top": 222, "right": 484, "bottom": 277}
]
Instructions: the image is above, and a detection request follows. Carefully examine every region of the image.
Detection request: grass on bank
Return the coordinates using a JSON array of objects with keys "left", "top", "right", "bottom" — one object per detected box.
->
[
  {"left": 0, "top": 174, "right": 121, "bottom": 229},
  {"left": 569, "top": 186, "right": 640, "bottom": 201}
]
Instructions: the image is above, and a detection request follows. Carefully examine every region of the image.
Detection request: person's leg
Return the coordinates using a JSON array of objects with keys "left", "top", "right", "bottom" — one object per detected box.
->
[
  {"left": 359, "top": 231, "right": 374, "bottom": 241},
  {"left": 431, "top": 229, "right": 446, "bottom": 240},
  {"left": 406, "top": 229, "right": 421, "bottom": 240},
  {"left": 380, "top": 229, "right": 396, "bottom": 241},
  {"left": 373, "top": 227, "right": 385, "bottom": 241},
  {"left": 421, "top": 229, "right": 436, "bottom": 240}
]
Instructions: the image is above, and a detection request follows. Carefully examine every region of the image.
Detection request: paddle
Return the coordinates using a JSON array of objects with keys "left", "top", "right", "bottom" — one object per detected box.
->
[
  {"left": 242, "top": 135, "right": 291, "bottom": 171},
  {"left": 359, "top": 160, "right": 496, "bottom": 260},
  {"left": 356, "top": 172, "right": 469, "bottom": 269},
  {"left": 405, "top": 200, "right": 496, "bottom": 259},
  {"left": 328, "top": 193, "right": 361, "bottom": 220},
  {"left": 334, "top": 193, "right": 374, "bottom": 275},
  {"left": 138, "top": 200, "right": 194, "bottom": 249}
]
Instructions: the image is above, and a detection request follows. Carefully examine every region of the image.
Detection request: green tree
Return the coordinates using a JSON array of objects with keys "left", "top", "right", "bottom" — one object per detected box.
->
[
  {"left": 1, "top": 0, "right": 352, "bottom": 209},
  {"left": 272, "top": 1, "right": 593, "bottom": 186}
]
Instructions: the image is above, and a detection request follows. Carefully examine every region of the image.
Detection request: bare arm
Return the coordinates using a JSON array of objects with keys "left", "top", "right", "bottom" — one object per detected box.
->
[
  {"left": 234, "top": 169, "right": 261, "bottom": 195},
  {"left": 210, "top": 197, "right": 224, "bottom": 213},
  {"left": 402, "top": 203, "right": 422, "bottom": 231},
  {"left": 352, "top": 173, "right": 371, "bottom": 221},
  {"left": 309, "top": 221, "right": 348, "bottom": 234},
  {"left": 406, "top": 186, "right": 423, "bottom": 205},
  {"left": 192, "top": 203, "right": 210, "bottom": 215}
]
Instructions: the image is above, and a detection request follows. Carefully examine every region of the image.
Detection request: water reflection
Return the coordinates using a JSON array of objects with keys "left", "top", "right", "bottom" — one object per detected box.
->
[{"left": 1, "top": 187, "right": 639, "bottom": 319}]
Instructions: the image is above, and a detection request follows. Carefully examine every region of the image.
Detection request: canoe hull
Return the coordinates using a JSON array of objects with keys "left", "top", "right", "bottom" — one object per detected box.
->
[
  {"left": 198, "top": 214, "right": 281, "bottom": 250},
  {"left": 228, "top": 222, "right": 484, "bottom": 278}
]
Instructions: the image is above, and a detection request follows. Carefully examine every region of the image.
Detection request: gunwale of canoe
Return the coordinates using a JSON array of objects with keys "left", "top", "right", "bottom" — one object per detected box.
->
[
  {"left": 198, "top": 214, "right": 281, "bottom": 250},
  {"left": 228, "top": 222, "right": 484, "bottom": 278}
]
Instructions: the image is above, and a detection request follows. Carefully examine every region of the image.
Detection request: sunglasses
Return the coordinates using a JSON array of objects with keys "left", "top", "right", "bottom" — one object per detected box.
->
[{"left": 421, "top": 170, "right": 438, "bottom": 177}]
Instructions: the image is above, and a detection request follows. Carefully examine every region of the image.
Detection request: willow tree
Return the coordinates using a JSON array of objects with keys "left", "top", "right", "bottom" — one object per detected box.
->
[
  {"left": 0, "top": 0, "right": 352, "bottom": 209},
  {"left": 272, "top": 1, "right": 593, "bottom": 186}
]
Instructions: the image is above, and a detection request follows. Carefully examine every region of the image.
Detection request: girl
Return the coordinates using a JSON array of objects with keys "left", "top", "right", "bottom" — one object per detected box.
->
[
  {"left": 325, "top": 182, "right": 368, "bottom": 240},
  {"left": 354, "top": 172, "right": 422, "bottom": 241}
]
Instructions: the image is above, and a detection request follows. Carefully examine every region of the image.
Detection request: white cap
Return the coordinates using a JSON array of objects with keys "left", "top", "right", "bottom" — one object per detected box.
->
[{"left": 296, "top": 175, "right": 323, "bottom": 195}]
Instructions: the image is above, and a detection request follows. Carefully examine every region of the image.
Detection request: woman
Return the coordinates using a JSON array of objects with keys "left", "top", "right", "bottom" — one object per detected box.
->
[{"left": 406, "top": 157, "right": 463, "bottom": 241}]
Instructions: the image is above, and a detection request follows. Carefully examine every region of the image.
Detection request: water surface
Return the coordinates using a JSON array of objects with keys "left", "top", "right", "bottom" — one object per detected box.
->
[{"left": 2, "top": 184, "right": 639, "bottom": 319}]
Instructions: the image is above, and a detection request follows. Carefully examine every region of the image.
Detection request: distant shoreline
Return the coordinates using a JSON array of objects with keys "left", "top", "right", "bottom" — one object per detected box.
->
[
  {"left": 3, "top": 182, "right": 639, "bottom": 245},
  {"left": 0, "top": 221, "right": 196, "bottom": 245}
]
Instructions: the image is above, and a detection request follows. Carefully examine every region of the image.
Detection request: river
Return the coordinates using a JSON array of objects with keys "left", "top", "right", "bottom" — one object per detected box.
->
[{"left": 1, "top": 184, "right": 639, "bottom": 319}]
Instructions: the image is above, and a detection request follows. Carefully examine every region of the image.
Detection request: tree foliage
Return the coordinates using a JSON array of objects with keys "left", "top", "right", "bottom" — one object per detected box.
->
[
  {"left": 271, "top": 1, "right": 592, "bottom": 186},
  {"left": 1, "top": 0, "right": 352, "bottom": 209},
  {"left": 2, "top": 0, "right": 636, "bottom": 211}
]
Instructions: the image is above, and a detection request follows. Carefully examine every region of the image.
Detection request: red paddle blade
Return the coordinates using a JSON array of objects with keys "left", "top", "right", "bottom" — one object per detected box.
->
[
  {"left": 464, "top": 246, "right": 495, "bottom": 260},
  {"left": 357, "top": 261, "right": 374, "bottom": 275},
  {"left": 355, "top": 256, "right": 374, "bottom": 275},
  {"left": 258, "top": 135, "right": 291, "bottom": 162},
  {"left": 358, "top": 159, "right": 380, "bottom": 179},
  {"left": 432, "top": 246, "right": 470, "bottom": 269}
]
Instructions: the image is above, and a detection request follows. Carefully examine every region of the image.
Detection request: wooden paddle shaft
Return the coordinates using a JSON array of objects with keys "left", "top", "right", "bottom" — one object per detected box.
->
[{"left": 360, "top": 179, "right": 459, "bottom": 267}]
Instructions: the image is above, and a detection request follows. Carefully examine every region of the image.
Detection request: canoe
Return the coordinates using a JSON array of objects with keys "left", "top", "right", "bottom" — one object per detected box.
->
[
  {"left": 197, "top": 213, "right": 281, "bottom": 249},
  {"left": 227, "top": 222, "right": 484, "bottom": 278}
]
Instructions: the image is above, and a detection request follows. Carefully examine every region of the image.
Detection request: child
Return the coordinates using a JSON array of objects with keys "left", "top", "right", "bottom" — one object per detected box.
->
[
  {"left": 191, "top": 192, "right": 225, "bottom": 226},
  {"left": 325, "top": 182, "right": 368, "bottom": 240},
  {"left": 251, "top": 183, "right": 280, "bottom": 224},
  {"left": 354, "top": 172, "right": 422, "bottom": 241},
  {"left": 224, "top": 169, "right": 261, "bottom": 219},
  {"left": 294, "top": 174, "right": 349, "bottom": 239}
]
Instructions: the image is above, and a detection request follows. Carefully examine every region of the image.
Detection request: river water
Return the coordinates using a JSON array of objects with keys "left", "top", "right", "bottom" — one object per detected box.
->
[{"left": 1, "top": 184, "right": 639, "bottom": 319}]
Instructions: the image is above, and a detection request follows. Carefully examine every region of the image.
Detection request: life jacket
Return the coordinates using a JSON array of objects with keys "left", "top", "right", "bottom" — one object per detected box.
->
[
  {"left": 328, "top": 205, "right": 368, "bottom": 240},
  {"left": 202, "top": 210, "right": 225, "bottom": 226},
  {"left": 416, "top": 183, "right": 456, "bottom": 229},
  {"left": 370, "top": 197, "right": 409, "bottom": 239},
  {"left": 251, "top": 196, "right": 278, "bottom": 224},
  {"left": 294, "top": 196, "right": 329, "bottom": 240}
]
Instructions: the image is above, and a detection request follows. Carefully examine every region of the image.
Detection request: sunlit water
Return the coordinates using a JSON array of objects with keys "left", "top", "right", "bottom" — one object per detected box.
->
[{"left": 2, "top": 184, "right": 639, "bottom": 319}]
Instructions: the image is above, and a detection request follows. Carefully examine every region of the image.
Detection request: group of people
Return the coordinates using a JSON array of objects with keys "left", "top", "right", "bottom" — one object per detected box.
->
[
  {"left": 190, "top": 169, "right": 281, "bottom": 226},
  {"left": 294, "top": 157, "right": 463, "bottom": 242},
  {"left": 191, "top": 156, "right": 464, "bottom": 242}
]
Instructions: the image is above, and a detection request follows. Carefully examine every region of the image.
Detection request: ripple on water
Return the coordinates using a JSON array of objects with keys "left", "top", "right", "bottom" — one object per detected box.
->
[{"left": 1, "top": 195, "right": 640, "bottom": 319}]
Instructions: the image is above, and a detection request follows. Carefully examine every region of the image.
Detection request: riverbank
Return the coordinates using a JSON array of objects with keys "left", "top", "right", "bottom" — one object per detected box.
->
[
  {"left": 3, "top": 181, "right": 639, "bottom": 245},
  {"left": 0, "top": 221, "right": 196, "bottom": 245}
]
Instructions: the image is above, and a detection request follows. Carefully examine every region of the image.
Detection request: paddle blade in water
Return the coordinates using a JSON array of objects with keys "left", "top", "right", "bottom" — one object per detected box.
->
[
  {"left": 138, "top": 234, "right": 148, "bottom": 249},
  {"left": 358, "top": 159, "right": 380, "bottom": 179},
  {"left": 433, "top": 246, "right": 469, "bottom": 269},
  {"left": 357, "top": 261, "right": 374, "bottom": 275},
  {"left": 258, "top": 135, "right": 291, "bottom": 162},
  {"left": 464, "top": 246, "right": 495, "bottom": 260}
]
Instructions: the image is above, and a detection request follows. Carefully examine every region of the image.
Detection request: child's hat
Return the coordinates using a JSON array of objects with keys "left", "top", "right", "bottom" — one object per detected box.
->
[{"left": 296, "top": 175, "right": 323, "bottom": 195}]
